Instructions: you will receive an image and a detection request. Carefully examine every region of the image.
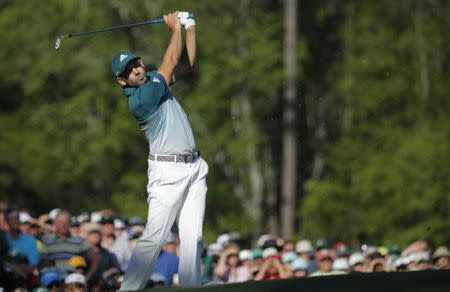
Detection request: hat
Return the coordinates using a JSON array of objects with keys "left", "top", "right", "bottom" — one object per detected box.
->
[
  {"left": 129, "top": 216, "right": 146, "bottom": 226},
  {"left": 336, "top": 245, "right": 351, "bottom": 257},
  {"left": 82, "top": 222, "right": 101, "bottom": 234},
  {"left": 412, "top": 251, "right": 430, "bottom": 263},
  {"left": 69, "top": 255, "right": 87, "bottom": 269},
  {"left": 114, "top": 218, "right": 125, "bottom": 229},
  {"left": 262, "top": 247, "right": 278, "bottom": 259},
  {"left": 19, "top": 212, "right": 33, "bottom": 224},
  {"left": 349, "top": 252, "right": 364, "bottom": 266},
  {"left": 316, "top": 249, "right": 333, "bottom": 261},
  {"left": 207, "top": 243, "right": 223, "bottom": 256},
  {"left": 282, "top": 251, "right": 297, "bottom": 264},
  {"left": 65, "top": 273, "right": 86, "bottom": 285},
  {"left": 252, "top": 248, "right": 263, "bottom": 259},
  {"left": 332, "top": 258, "right": 350, "bottom": 271},
  {"left": 111, "top": 50, "right": 140, "bottom": 77},
  {"left": 432, "top": 246, "right": 449, "bottom": 259},
  {"left": 296, "top": 240, "right": 313, "bottom": 253},
  {"left": 40, "top": 269, "right": 61, "bottom": 286},
  {"left": 387, "top": 244, "right": 401, "bottom": 255},
  {"left": 314, "top": 238, "right": 329, "bottom": 250},
  {"left": 291, "top": 258, "right": 309, "bottom": 271},
  {"left": 49, "top": 208, "right": 61, "bottom": 221},
  {"left": 239, "top": 249, "right": 253, "bottom": 261},
  {"left": 77, "top": 212, "right": 90, "bottom": 223},
  {"left": 217, "top": 233, "right": 231, "bottom": 247},
  {"left": 90, "top": 212, "right": 103, "bottom": 224}
]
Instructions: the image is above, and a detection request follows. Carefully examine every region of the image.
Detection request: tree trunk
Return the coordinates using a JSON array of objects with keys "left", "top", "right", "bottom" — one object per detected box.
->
[{"left": 281, "top": 0, "right": 298, "bottom": 238}]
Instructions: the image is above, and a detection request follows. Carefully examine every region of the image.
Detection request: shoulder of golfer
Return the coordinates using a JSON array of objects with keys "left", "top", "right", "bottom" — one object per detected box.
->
[{"left": 157, "top": 11, "right": 182, "bottom": 85}]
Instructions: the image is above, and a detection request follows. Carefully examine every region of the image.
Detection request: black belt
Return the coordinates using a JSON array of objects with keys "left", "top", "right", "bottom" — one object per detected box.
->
[{"left": 149, "top": 151, "right": 200, "bottom": 163}]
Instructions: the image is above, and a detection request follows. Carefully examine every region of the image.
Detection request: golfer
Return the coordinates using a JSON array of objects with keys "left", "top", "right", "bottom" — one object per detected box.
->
[{"left": 111, "top": 12, "right": 208, "bottom": 290}]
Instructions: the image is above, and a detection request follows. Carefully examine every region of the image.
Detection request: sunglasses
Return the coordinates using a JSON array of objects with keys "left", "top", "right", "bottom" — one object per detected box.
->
[{"left": 120, "top": 59, "right": 142, "bottom": 78}]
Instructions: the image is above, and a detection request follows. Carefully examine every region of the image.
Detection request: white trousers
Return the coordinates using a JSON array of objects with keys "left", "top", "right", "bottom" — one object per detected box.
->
[{"left": 119, "top": 157, "right": 208, "bottom": 290}]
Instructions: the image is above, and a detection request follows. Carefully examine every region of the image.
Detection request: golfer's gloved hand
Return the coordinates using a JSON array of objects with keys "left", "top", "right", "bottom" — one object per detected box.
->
[{"left": 178, "top": 11, "right": 195, "bottom": 30}]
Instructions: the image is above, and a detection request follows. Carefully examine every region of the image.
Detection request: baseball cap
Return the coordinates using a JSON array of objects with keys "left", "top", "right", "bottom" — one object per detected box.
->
[
  {"left": 252, "top": 248, "right": 263, "bottom": 259},
  {"left": 239, "top": 249, "right": 253, "bottom": 261},
  {"left": 40, "top": 268, "right": 61, "bottom": 286},
  {"left": 65, "top": 273, "right": 86, "bottom": 285},
  {"left": 82, "top": 222, "right": 101, "bottom": 234},
  {"left": 282, "top": 251, "right": 297, "bottom": 264},
  {"left": 349, "top": 252, "right": 364, "bottom": 266},
  {"left": 217, "top": 233, "right": 231, "bottom": 247},
  {"left": 291, "top": 258, "right": 309, "bottom": 271},
  {"left": 332, "top": 258, "right": 350, "bottom": 271},
  {"left": 111, "top": 50, "right": 140, "bottom": 77},
  {"left": 68, "top": 255, "right": 87, "bottom": 269},
  {"left": 296, "top": 240, "right": 313, "bottom": 254},
  {"left": 262, "top": 247, "right": 279, "bottom": 259},
  {"left": 314, "top": 238, "right": 330, "bottom": 250}
]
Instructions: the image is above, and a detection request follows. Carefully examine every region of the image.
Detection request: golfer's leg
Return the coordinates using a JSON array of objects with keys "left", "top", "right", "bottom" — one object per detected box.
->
[
  {"left": 177, "top": 162, "right": 208, "bottom": 286},
  {"left": 119, "top": 198, "right": 178, "bottom": 291}
]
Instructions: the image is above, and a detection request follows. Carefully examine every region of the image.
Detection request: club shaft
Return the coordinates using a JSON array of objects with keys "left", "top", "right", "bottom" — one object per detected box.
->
[{"left": 62, "top": 18, "right": 164, "bottom": 39}]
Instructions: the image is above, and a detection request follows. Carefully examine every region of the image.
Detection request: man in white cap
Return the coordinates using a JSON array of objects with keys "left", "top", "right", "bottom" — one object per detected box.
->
[{"left": 64, "top": 273, "right": 87, "bottom": 292}]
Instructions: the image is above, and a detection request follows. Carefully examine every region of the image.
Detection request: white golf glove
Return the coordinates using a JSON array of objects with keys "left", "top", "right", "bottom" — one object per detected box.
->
[{"left": 178, "top": 11, "right": 195, "bottom": 30}]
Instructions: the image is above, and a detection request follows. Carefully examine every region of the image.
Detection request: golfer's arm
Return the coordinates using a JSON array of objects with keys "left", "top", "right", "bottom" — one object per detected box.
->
[
  {"left": 171, "top": 27, "right": 196, "bottom": 85},
  {"left": 185, "top": 26, "right": 196, "bottom": 67},
  {"left": 158, "top": 27, "right": 183, "bottom": 85}
]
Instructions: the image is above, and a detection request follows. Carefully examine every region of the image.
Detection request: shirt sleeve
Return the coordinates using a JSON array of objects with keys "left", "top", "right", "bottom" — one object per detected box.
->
[{"left": 136, "top": 71, "right": 168, "bottom": 115}]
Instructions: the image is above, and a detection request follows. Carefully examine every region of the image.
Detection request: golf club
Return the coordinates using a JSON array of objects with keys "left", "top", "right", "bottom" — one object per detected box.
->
[{"left": 55, "top": 13, "right": 193, "bottom": 50}]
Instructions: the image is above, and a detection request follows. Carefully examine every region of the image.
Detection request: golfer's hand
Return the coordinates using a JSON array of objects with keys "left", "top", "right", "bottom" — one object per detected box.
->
[
  {"left": 164, "top": 11, "right": 181, "bottom": 31},
  {"left": 178, "top": 11, "right": 196, "bottom": 30}
]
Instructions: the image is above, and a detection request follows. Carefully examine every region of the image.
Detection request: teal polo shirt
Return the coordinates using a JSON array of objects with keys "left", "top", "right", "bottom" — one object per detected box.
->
[
  {"left": 6, "top": 232, "right": 39, "bottom": 265},
  {"left": 123, "top": 71, "right": 196, "bottom": 155}
]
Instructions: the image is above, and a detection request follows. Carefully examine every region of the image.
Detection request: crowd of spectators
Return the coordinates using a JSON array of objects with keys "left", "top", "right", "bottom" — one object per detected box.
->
[{"left": 0, "top": 201, "right": 448, "bottom": 291}]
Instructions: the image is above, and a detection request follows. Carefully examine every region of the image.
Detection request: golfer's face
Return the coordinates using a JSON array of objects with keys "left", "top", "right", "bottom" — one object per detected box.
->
[{"left": 123, "top": 59, "right": 147, "bottom": 86}]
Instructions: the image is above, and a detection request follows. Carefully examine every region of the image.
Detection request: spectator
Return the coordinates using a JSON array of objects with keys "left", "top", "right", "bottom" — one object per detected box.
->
[
  {"left": 281, "top": 251, "right": 297, "bottom": 276},
  {"left": 296, "top": 239, "right": 318, "bottom": 274},
  {"left": 291, "top": 258, "right": 309, "bottom": 277},
  {"left": 432, "top": 246, "right": 449, "bottom": 269},
  {"left": 349, "top": 252, "right": 365, "bottom": 272},
  {"left": 214, "top": 244, "right": 252, "bottom": 283},
  {"left": 40, "top": 210, "right": 99, "bottom": 282},
  {"left": 39, "top": 267, "right": 63, "bottom": 292},
  {"left": 238, "top": 249, "right": 254, "bottom": 274},
  {"left": 254, "top": 247, "right": 288, "bottom": 280},
  {"left": 82, "top": 222, "right": 121, "bottom": 288},
  {"left": 64, "top": 273, "right": 87, "bottom": 292},
  {"left": 100, "top": 215, "right": 132, "bottom": 272},
  {"left": 310, "top": 249, "right": 344, "bottom": 276},
  {"left": 0, "top": 210, "right": 9, "bottom": 232},
  {"left": 368, "top": 258, "right": 386, "bottom": 272},
  {"left": 5, "top": 208, "right": 39, "bottom": 266},
  {"left": 151, "top": 233, "right": 180, "bottom": 286}
]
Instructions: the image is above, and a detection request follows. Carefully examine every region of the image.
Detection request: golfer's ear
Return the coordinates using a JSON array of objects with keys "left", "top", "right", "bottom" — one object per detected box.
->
[{"left": 116, "top": 77, "right": 127, "bottom": 86}]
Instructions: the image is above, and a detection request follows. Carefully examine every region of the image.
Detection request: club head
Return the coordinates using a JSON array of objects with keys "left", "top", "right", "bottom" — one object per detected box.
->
[{"left": 55, "top": 37, "right": 62, "bottom": 50}]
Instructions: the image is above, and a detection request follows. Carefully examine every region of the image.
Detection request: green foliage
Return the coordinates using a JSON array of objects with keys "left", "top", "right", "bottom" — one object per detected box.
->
[{"left": 0, "top": 0, "right": 448, "bottom": 245}]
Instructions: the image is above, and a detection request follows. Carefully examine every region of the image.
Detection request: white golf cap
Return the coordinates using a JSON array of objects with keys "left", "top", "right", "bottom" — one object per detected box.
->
[
  {"left": 49, "top": 208, "right": 60, "bottom": 221},
  {"left": 65, "top": 273, "right": 86, "bottom": 285},
  {"left": 332, "top": 258, "right": 350, "bottom": 271},
  {"left": 296, "top": 240, "right": 313, "bottom": 253},
  {"left": 114, "top": 218, "right": 125, "bottom": 229},
  {"left": 217, "top": 233, "right": 231, "bottom": 247},
  {"left": 19, "top": 212, "right": 32, "bottom": 223},
  {"left": 239, "top": 249, "right": 254, "bottom": 261},
  {"left": 90, "top": 212, "right": 102, "bottom": 223},
  {"left": 262, "top": 247, "right": 278, "bottom": 259},
  {"left": 207, "top": 243, "right": 223, "bottom": 256},
  {"left": 349, "top": 252, "right": 365, "bottom": 266}
]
